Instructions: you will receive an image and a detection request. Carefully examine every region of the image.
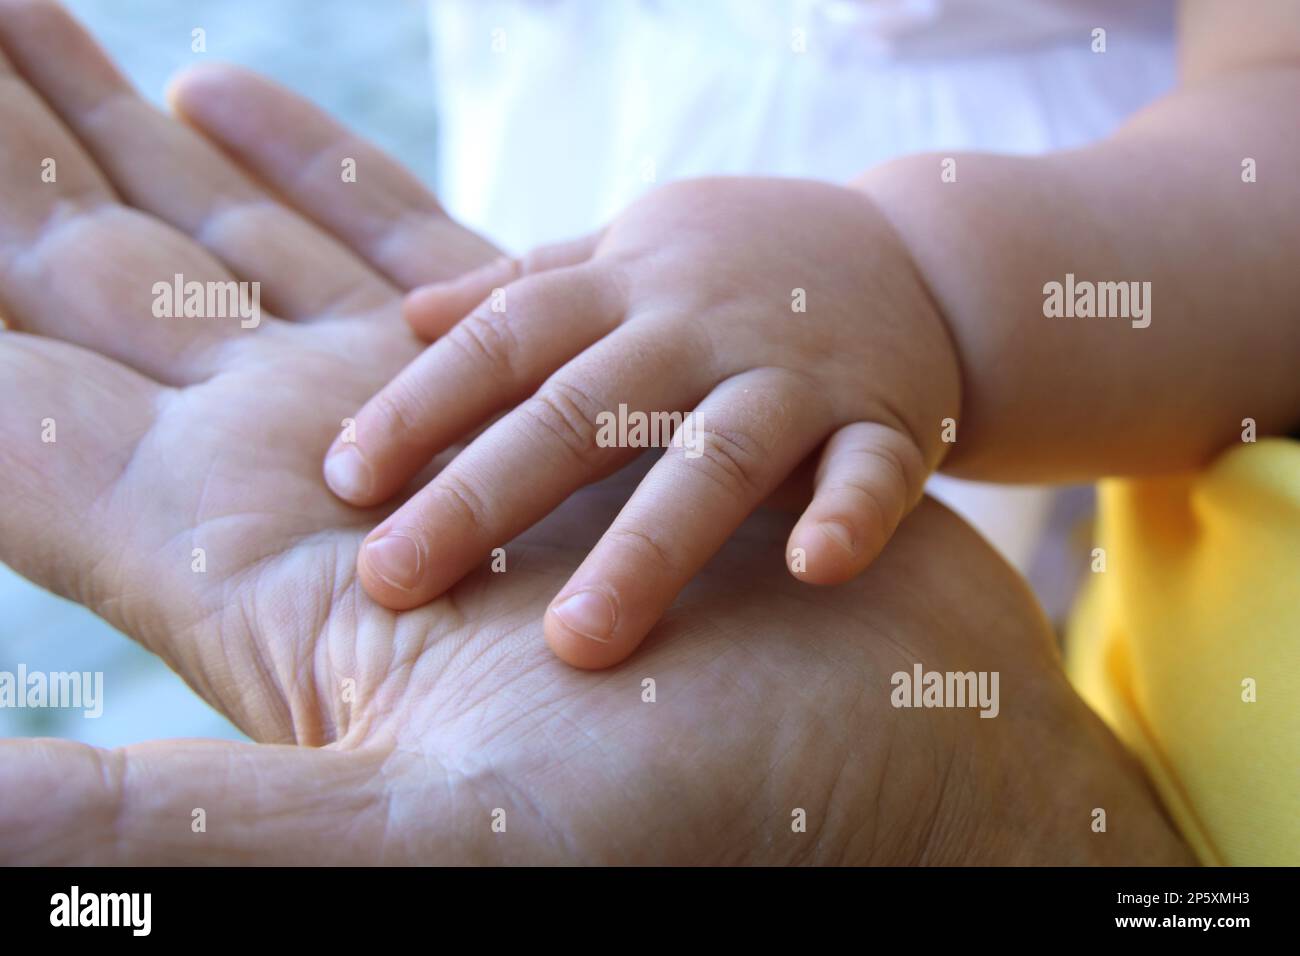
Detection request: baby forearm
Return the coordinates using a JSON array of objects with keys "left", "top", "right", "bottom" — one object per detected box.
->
[{"left": 854, "top": 67, "right": 1300, "bottom": 482}]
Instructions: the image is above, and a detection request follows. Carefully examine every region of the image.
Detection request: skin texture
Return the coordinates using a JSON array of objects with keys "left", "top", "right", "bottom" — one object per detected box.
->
[{"left": 0, "top": 0, "right": 1197, "bottom": 864}]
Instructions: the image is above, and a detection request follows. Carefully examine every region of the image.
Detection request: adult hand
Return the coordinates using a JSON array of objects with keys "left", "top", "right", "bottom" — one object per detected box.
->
[{"left": 0, "top": 0, "right": 1191, "bottom": 864}]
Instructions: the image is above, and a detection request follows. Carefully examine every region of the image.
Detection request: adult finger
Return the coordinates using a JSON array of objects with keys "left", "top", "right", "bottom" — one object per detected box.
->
[
  {"left": 0, "top": 0, "right": 395, "bottom": 320},
  {"left": 0, "top": 52, "right": 271, "bottom": 383},
  {"left": 0, "top": 738, "right": 390, "bottom": 863},
  {"left": 169, "top": 63, "right": 501, "bottom": 290}
]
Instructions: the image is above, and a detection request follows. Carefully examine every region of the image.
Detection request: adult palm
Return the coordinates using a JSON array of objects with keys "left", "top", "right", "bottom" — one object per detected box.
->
[{"left": 0, "top": 1, "right": 1190, "bottom": 864}]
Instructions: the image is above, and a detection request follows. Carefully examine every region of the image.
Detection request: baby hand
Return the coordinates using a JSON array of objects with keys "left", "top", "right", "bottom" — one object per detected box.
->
[{"left": 324, "top": 177, "right": 961, "bottom": 667}]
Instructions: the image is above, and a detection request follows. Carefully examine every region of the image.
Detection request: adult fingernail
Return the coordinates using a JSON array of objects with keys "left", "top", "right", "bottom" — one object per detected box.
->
[
  {"left": 364, "top": 533, "right": 423, "bottom": 591},
  {"left": 550, "top": 589, "right": 617, "bottom": 643},
  {"left": 324, "top": 444, "right": 372, "bottom": 501},
  {"left": 819, "top": 521, "right": 855, "bottom": 555}
]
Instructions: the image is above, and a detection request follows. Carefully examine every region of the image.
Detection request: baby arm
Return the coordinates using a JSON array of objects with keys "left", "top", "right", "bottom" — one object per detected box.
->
[
  {"left": 325, "top": 0, "right": 1300, "bottom": 669},
  {"left": 856, "top": 0, "right": 1300, "bottom": 482}
]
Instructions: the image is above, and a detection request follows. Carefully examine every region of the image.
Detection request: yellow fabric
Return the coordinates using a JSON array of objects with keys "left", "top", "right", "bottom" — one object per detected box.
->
[{"left": 1067, "top": 438, "right": 1300, "bottom": 866}]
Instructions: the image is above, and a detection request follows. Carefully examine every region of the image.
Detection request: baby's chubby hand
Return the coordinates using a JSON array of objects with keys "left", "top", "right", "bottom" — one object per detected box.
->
[{"left": 324, "top": 177, "right": 961, "bottom": 667}]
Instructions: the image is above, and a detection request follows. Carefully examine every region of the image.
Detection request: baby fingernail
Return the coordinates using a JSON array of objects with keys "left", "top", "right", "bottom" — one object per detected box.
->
[
  {"left": 404, "top": 284, "right": 443, "bottom": 313},
  {"left": 819, "top": 521, "right": 855, "bottom": 554},
  {"left": 550, "top": 589, "right": 617, "bottom": 643},
  {"left": 324, "top": 444, "right": 372, "bottom": 501},
  {"left": 364, "top": 533, "right": 423, "bottom": 591}
]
